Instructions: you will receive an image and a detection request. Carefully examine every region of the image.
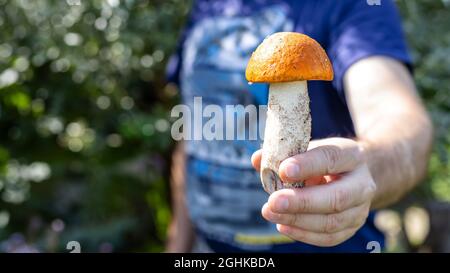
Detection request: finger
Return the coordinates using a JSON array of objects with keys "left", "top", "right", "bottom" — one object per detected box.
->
[
  {"left": 307, "top": 137, "right": 362, "bottom": 151},
  {"left": 268, "top": 167, "right": 371, "bottom": 214},
  {"left": 251, "top": 149, "right": 262, "bottom": 172},
  {"left": 276, "top": 224, "right": 358, "bottom": 247},
  {"left": 279, "top": 143, "right": 362, "bottom": 183},
  {"left": 262, "top": 202, "right": 369, "bottom": 233}
]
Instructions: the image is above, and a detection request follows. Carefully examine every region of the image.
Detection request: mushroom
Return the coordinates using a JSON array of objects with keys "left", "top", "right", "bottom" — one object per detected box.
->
[{"left": 245, "top": 32, "right": 334, "bottom": 194}]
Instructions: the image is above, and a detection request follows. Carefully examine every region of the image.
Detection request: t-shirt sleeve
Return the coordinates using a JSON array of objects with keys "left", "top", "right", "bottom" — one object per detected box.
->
[
  {"left": 166, "top": 25, "right": 191, "bottom": 86},
  {"left": 166, "top": 48, "right": 182, "bottom": 86},
  {"left": 328, "top": 0, "right": 412, "bottom": 96}
]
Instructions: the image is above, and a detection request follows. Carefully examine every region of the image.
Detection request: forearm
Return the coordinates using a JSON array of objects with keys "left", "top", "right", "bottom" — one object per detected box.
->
[
  {"left": 359, "top": 110, "right": 432, "bottom": 209},
  {"left": 166, "top": 142, "right": 195, "bottom": 252},
  {"left": 345, "top": 57, "right": 433, "bottom": 209}
]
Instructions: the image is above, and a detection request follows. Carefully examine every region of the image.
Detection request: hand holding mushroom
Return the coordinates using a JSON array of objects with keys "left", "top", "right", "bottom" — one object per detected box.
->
[{"left": 247, "top": 33, "right": 377, "bottom": 246}]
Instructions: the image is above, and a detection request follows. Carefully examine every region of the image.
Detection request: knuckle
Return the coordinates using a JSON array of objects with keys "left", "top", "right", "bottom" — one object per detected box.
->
[
  {"left": 289, "top": 214, "right": 298, "bottom": 226},
  {"left": 324, "top": 214, "right": 340, "bottom": 233},
  {"left": 322, "top": 146, "right": 341, "bottom": 173},
  {"left": 331, "top": 188, "right": 349, "bottom": 212},
  {"left": 296, "top": 194, "right": 311, "bottom": 212}
]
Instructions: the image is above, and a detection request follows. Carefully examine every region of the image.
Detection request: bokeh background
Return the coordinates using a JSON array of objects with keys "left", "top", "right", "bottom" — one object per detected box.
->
[{"left": 0, "top": 0, "right": 448, "bottom": 253}]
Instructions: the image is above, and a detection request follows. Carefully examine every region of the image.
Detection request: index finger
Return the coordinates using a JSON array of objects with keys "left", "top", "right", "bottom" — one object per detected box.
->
[
  {"left": 268, "top": 167, "right": 369, "bottom": 214},
  {"left": 279, "top": 143, "right": 363, "bottom": 183}
]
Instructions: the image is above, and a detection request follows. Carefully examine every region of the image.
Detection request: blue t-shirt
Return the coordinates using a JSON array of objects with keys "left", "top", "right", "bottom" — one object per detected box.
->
[{"left": 167, "top": 0, "right": 411, "bottom": 253}]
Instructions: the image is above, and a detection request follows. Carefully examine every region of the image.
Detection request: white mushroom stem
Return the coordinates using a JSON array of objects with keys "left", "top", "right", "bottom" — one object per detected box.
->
[{"left": 260, "top": 80, "right": 311, "bottom": 194}]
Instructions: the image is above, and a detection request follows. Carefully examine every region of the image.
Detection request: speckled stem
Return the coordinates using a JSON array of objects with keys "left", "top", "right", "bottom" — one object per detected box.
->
[{"left": 260, "top": 81, "right": 311, "bottom": 194}]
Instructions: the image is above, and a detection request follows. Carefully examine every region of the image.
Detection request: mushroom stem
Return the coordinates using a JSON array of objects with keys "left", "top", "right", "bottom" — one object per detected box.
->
[{"left": 260, "top": 80, "right": 311, "bottom": 194}]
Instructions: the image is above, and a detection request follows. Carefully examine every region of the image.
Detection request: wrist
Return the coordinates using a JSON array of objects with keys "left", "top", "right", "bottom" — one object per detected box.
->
[{"left": 356, "top": 138, "right": 381, "bottom": 208}]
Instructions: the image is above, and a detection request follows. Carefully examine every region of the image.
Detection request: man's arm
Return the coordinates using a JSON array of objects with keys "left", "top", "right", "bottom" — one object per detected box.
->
[
  {"left": 165, "top": 142, "right": 195, "bottom": 252},
  {"left": 344, "top": 56, "right": 433, "bottom": 209},
  {"left": 252, "top": 56, "right": 433, "bottom": 246}
]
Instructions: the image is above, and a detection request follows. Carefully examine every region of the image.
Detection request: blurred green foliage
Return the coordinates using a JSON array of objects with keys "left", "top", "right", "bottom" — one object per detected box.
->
[
  {"left": 0, "top": 0, "right": 448, "bottom": 252},
  {"left": 397, "top": 0, "right": 450, "bottom": 202},
  {"left": 0, "top": 0, "right": 190, "bottom": 252}
]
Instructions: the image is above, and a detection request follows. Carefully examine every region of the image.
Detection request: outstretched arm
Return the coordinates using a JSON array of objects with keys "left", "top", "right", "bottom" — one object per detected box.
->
[
  {"left": 252, "top": 56, "right": 433, "bottom": 246},
  {"left": 344, "top": 56, "right": 433, "bottom": 209}
]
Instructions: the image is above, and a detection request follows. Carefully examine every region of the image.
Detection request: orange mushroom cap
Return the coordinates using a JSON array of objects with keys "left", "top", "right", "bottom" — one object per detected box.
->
[{"left": 246, "top": 32, "right": 334, "bottom": 83}]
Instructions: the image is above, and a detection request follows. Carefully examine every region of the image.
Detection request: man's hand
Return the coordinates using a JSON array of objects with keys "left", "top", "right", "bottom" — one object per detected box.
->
[{"left": 251, "top": 137, "right": 377, "bottom": 247}]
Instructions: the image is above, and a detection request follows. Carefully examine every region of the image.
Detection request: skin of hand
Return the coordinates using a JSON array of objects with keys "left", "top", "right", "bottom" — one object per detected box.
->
[
  {"left": 251, "top": 56, "right": 433, "bottom": 247},
  {"left": 251, "top": 138, "right": 376, "bottom": 247}
]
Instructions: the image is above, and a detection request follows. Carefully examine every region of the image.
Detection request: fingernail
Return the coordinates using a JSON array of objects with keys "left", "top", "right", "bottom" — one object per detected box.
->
[
  {"left": 285, "top": 163, "right": 300, "bottom": 179},
  {"left": 277, "top": 224, "right": 290, "bottom": 234},
  {"left": 275, "top": 197, "right": 289, "bottom": 211}
]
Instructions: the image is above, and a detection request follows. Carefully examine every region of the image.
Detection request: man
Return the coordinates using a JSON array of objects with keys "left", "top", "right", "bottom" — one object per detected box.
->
[{"left": 166, "top": 0, "right": 433, "bottom": 252}]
